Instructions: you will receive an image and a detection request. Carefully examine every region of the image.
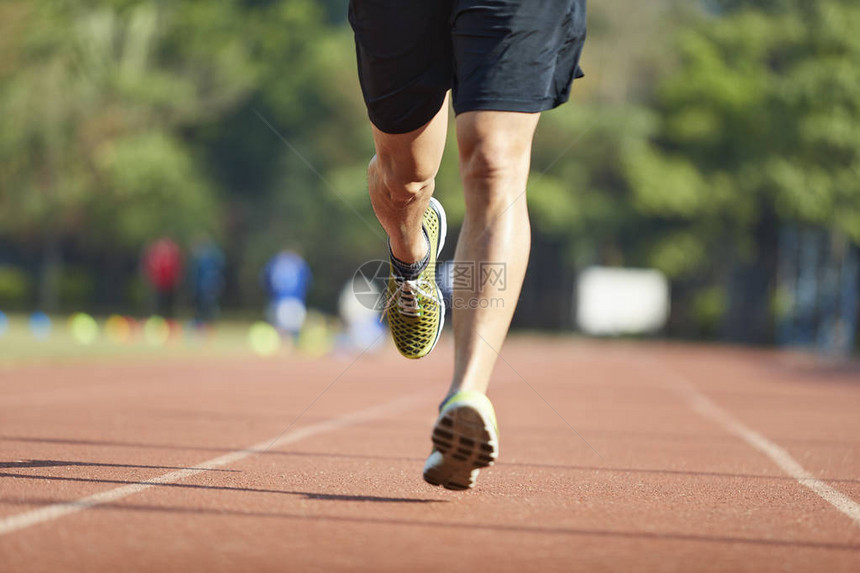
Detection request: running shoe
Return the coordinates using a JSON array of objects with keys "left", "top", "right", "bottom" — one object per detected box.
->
[
  {"left": 384, "top": 197, "right": 447, "bottom": 359},
  {"left": 423, "top": 391, "right": 499, "bottom": 490}
]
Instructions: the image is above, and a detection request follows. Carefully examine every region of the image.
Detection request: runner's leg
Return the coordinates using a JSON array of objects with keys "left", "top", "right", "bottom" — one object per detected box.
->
[
  {"left": 368, "top": 97, "right": 449, "bottom": 264},
  {"left": 447, "top": 110, "right": 540, "bottom": 396}
]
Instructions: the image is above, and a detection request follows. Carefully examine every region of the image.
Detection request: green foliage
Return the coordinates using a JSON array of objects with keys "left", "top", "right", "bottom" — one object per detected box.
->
[
  {"left": 690, "top": 286, "right": 727, "bottom": 336},
  {"left": 57, "top": 268, "right": 96, "bottom": 307},
  {"left": 0, "top": 267, "right": 32, "bottom": 308},
  {"left": 1, "top": 0, "right": 857, "bottom": 335},
  {"left": 92, "top": 131, "right": 219, "bottom": 245},
  {"left": 649, "top": 232, "right": 708, "bottom": 279},
  {"left": 630, "top": 0, "right": 860, "bottom": 243},
  {"left": 528, "top": 176, "right": 581, "bottom": 234},
  {"left": 614, "top": 0, "right": 860, "bottom": 340},
  {"left": 0, "top": 0, "right": 253, "bottom": 249},
  {"left": 708, "top": 0, "right": 799, "bottom": 14},
  {"left": 527, "top": 102, "right": 658, "bottom": 268}
]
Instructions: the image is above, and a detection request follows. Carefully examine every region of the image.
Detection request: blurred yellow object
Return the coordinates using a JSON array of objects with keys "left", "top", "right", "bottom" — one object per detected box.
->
[
  {"left": 104, "top": 314, "right": 132, "bottom": 344},
  {"left": 144, "top": 316, "right": 170, "bottom": 347},
  {"left": 248, "top": 321, "right": 280, "bottom": 357},
  {"left": 297, "top": 312, "right": 334, "bottom": 359},
  {"left": 68, "top": 313, "right": 99, "bottom": 345}
]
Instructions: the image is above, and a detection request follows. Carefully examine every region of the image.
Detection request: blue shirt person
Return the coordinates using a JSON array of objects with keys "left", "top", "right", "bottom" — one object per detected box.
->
[
  {"left": 263, "top": 250, "right": 312, "bottom": 336},
  {"left": 190, "top": 239, "right": 225, "bottom": 324}
]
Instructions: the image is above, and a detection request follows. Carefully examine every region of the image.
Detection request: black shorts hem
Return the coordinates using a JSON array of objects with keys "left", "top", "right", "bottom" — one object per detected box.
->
[
  {"left": 453, "top": 94, "right": 570, "bottom": 116},
  {"left": 367, "top": 92, "right": 448, "bottom": 135}
]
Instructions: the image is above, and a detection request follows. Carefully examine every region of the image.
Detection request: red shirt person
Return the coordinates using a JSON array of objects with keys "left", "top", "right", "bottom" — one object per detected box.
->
[{"left": 143, "top": 238, "right": 182, "bottom": 317}]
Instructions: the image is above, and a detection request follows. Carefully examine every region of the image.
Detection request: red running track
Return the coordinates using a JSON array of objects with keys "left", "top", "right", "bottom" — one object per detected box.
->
[{"left": 1, "top": 337, "right": 859, "bottom": 572}]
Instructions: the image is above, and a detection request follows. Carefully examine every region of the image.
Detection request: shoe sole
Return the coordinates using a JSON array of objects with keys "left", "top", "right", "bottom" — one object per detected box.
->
[{"left": 424, "top": 403, "right": 498, "bottom": 490}]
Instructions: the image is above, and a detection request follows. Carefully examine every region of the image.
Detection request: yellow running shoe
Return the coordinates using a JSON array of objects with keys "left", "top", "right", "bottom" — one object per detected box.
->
[
  {"left": 384, "top": 197, "right": 447, "bottom": 359},
  {"left": 423, "top": 391, "right": 499, "bottom": 491}
]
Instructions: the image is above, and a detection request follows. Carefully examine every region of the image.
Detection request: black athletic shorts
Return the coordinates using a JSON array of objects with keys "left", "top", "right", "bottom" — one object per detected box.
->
[{"left": 348, "top": 0, "right": 587, "bottom": 134}]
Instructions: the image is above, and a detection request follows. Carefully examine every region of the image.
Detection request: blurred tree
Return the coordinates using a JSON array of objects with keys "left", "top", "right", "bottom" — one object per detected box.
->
[
  {"left": 1, "top": 0, "right": 853, "bottom": 345},
  {"left": 195, "top": 6, "right": 370, "bottom": 309},
  {"left": 706, "top": 0, "right": 797, "bottom": 13},
  {"left": 625, "top": 0, "right": 860, "bottom": 341},
  {"left": 0, "top": 1, "right": 254, "bottom": 308}
]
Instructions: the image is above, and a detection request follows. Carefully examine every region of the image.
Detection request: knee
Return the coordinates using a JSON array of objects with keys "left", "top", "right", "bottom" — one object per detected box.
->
[
  {"left": 370, "top": 153, "right": 437, "bottom": 207},
  {"left": 460, "top": 139, "right": 514, "bottom": 185},
  {"left": 459, "top": 135, "right": 531, "bottom": 210}
]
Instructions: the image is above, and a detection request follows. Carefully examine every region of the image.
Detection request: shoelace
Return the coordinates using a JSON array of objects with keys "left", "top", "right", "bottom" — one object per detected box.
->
[{"left": 382, "top": 275, "right": 442, "bottom": 318}]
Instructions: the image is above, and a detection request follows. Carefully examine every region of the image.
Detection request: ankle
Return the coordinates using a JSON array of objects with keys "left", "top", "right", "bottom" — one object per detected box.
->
[
  {"left": 390, "top": 230, "right": 430, "bottom": 263},
  {"left": 390, "top": 231, "right": 431, "bottom": 279}
]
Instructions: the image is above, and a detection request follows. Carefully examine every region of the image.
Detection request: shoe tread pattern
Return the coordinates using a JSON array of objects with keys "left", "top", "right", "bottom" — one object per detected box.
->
[{"left": 424, "top": 404, "right": 498, "bottom": 490}]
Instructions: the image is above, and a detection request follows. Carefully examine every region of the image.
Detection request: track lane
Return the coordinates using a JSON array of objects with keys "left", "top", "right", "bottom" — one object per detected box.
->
[{"left": 1, "top": 339, "right": 858, "bottom": 572}]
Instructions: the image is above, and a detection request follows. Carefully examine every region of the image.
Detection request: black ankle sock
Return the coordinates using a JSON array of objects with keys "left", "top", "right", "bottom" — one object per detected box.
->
[{"left": 390, "top": 230, "right": 431, "bottom": 280}]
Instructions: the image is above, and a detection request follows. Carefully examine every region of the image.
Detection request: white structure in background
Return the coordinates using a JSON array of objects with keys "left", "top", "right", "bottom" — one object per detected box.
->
[
  {"left": 339, "top": 277, "right": 385, "bottom": 351},
  {"left": 575, "top": 267, "right": 670, "bottom": 336}
]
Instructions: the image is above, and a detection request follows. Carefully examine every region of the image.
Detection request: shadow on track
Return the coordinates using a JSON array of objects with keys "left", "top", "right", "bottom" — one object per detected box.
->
[
  {"left": 3, "top": 441, "right": 860, "bottom": 484},
  {"left": 0, "top": 473, "right": 444, "bottom": 504},
  {"left": 2, "top": 497, "right": 857, "bottom": 551},
  {"left": 0, "top": 436, "right": 424, "bottom": 463},
  {"left": 0, "top": 460, "right": 236, "bottom": 472}
]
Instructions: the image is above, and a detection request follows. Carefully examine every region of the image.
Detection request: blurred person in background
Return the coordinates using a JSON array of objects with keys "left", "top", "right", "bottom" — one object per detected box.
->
[
  {"left": 349, "top": 0, "right": 586, "bottom": 489},
  {"left": 263, "top": 249, "right": 312, "bottom": 341},
  {"left": 189, "top": 236, "right": 225, "bottom": 327},
  {"left": 142, "top": 238, "right": 182, "bottom": 318}
]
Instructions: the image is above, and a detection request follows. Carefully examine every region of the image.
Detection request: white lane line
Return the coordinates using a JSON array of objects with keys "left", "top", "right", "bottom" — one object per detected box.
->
[
  {"left": 668, "top": 370, "right": 860, "bottom": 530},
  {"left": 0, "top": 391, "right": 431, "bottom": 536}
]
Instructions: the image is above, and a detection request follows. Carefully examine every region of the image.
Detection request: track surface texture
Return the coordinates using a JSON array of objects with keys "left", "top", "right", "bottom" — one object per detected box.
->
[{"left": 1, "top": 337, "right": 859, "bottom": 572}]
